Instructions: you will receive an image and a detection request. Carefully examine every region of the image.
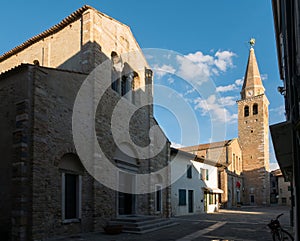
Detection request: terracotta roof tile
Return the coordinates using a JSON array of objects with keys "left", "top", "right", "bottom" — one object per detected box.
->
[{"left": 179, "top": 139, "right": 232, "bottom": 152}]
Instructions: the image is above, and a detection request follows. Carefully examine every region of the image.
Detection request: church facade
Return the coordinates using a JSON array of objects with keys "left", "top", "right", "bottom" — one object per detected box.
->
[{"left": 0, "top": 6, "right": 171, "bottom": 241}]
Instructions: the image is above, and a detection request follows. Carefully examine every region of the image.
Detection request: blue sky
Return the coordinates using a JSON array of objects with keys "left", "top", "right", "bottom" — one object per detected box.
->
[{"left": 0, "top": 0, "right": 284, "bottom": 165}]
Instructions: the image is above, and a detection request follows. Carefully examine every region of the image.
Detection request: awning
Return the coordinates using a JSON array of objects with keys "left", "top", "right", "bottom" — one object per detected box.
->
[
  {"left": 270, "top": 121, "right": 293, "bottom": 181},
  {"left": 202, "top": 187, "right": 224, "bottom": 194}
]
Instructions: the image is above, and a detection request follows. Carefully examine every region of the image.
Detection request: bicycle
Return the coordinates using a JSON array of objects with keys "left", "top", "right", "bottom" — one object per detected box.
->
[{"left": 268, "top": 213, "right": 294, "bottom": 241}]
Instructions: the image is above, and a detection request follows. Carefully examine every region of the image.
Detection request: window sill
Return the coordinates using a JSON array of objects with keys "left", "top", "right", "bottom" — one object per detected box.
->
[{"left": 62, "top": 218, "right": 81, "bottom": 224}]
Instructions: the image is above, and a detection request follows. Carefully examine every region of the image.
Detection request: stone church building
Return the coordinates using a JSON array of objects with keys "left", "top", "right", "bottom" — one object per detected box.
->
[
  {"left": 181, "top": 45, "right": 270, "bottom": 207},
  {"left": 0, "top": 5, "right": 171, "bottom": 241}
]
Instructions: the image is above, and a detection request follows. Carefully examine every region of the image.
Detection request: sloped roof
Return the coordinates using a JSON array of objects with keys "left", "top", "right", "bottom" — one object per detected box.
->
[
  {"left": 0, "top": 5, "right": 130, "bottom": 62},
  {"left": 170, "top": 147, "right": 226, "bottom": 168},
  {"left": 180, "top": 139, "right": 233, "bottom": 152},
  {"left": 242, "top": 47, "right": 263, "bottom": 91},
  {"left": 271, "top": 168, "right": 283, "bottom": 177}
]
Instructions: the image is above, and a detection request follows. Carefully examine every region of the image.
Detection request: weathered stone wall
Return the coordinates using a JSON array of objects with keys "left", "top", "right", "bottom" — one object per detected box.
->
[
  {"left": 227, "top": 139, "right": 243, "bottom": 175},
  {"left": 0, "top": 66, "right": 36, "bottom": 241},
  {"left": 0, "top": 6, "right": 167, "bottom": 240},
  {"left": 278, "top": 176, "right": 291, "bottom": 206},
  {"left": 0, "top": 65, "right": 169, "bottom": 240},
  {"left": 30, "top": 67, "right": 96, "bottom": 240},
  {"left": 238, "top": 94, "right": 270, "bottom": 205}
]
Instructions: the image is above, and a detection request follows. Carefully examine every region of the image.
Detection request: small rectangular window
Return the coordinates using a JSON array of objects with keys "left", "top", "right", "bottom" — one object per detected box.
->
[
  {"left": 62, "top": 173, "right": 81, "bottom": 221},
  {"left": 179, "top": 189, "right": 186, "bottom": 206},
  {"left": 244, "top": 106, "right": 249, "bottom": 117},
  {"left": 200, "top": 168, "right": 208, "bottom": 181},
  {"left": 253, "top": 104, "right": 258, "bottom": 115},
  {"left": 187, "top": 165, "right": 192, "bottom": 179},
  {"left": 206, "top": 169, "right": 209, "bottom": 181}
]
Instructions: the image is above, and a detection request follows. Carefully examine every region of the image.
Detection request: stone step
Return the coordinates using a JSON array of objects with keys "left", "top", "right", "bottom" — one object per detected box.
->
[
  {"left": 108, "top": 217, "right": 164, "bottom": 227},
  {"left": 111, "top": 215, "right": 157, "bottom": 223},
  {"left": 108, "top": 216, "right": 177, "bottom": 234},
  {"left": 123, "top": 221, "right": 178, "bottom": 234}
]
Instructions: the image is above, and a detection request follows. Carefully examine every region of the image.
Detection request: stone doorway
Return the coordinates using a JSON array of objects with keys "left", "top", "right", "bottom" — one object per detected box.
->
[
  {"left": 114, "top": 144, "right": 139, "bottom": 216},
  {"left": 118, "top": 171, "right": 136, "bottom": 215}
]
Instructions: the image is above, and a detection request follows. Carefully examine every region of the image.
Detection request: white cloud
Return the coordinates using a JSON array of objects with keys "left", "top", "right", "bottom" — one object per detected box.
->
[
  {"left": 216, "top": 78, "right": 244, "bottom": 93},
  {"left": 216, "top": 84, "right": 237, "bottom": 92},
  {"left": 153, "top": 64, "right": 176, "bottom": 79},
  {"left": 261, "top": 74, "right": 268, "bottom": 81},
  {"left": 235, "top": 78, "right": 243, "bottom": 86},
  {"left": 185, "top": 51, "right": 214, "bottom": 65},
  {"left": 171, "top": 142, "right": 184, "bottom": 149},
  {"left": 194, "top": 94, "right": 237, "bottom": 123},
  {"left": 184, "top": 88, "right": 196, "bottom": 96},
  {"left": 270, "top": 105, "right": 285, "bottom": 116},
  {"left": 214, "top": 50, "right": 236, "bottom": 72},
  {"left": 167, "top": 77, "right": 175, "bottom": 84},
  {"left": 176, "top": 50, "right": 236, "bottom": 85},
  {"left": 176, "top": 55, "right": 212, "bottom": 84},
  {"left": 218, "top": 96, "right": 237, "bottom": 106}
]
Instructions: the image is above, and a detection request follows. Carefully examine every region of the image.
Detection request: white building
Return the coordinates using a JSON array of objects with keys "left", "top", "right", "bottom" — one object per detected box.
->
[{"left": 170, "top": 148, "right": 224, "bottom": 216}]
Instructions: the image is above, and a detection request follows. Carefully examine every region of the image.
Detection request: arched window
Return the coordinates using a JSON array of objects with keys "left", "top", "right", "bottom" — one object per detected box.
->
[
  {"left": 253, "top": 103, "right": 258, "bottom": 115},
  {"left": 244, "top": 106, "right": 249, "bottom": 117}
]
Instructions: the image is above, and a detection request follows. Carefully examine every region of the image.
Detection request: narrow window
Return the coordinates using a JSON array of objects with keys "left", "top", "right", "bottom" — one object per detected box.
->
[
  {"left": 155, "top": 185, "right": 162, "bottom": 212},
  {"left": 179, "top": 189, "right": 186, "bottom": 206},
  {"left": 62, "top": 173, "right": 81, "bottom": 220},
  {"left": 253, "top": 103, "right": 258, "bottom": 115},
  {"left": 111, "top": 51, "right": 122, "bottom": 94},
  {"left": 200, "top": 168, "right": 206, "bottom": 181},
  {"left": 244, "top": 106, "right": 249, "bottom": 117},
  {"left": 187, "top": 165, "right": 192, "bottom": 179},
  {"left": 121, "top": 77, "right": 127, "bottom": 96},
  {"left": 233, "top": 153, "right": 235, "bottom": 169},
  {"left": 206, "top": 169, "right": 209, "bottom": 181}
]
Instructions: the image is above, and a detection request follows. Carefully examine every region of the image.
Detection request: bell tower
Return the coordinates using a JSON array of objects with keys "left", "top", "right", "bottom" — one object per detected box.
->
[{"left": 237, "top": 39, "right": 270, "bottom": 205}]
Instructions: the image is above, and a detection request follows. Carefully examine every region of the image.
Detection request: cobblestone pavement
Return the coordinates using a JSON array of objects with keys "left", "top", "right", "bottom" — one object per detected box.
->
[{"left": 48, "top": 206, "right": 293, "bottom": 241}]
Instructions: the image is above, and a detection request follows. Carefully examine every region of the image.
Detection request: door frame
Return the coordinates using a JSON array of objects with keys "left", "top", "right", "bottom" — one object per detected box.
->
[
  {"left": 117, "top": 171, "right": 137, "bottom": 216},
  {"left": 188, "top": 190, "right": 194, "bottom": 213}
]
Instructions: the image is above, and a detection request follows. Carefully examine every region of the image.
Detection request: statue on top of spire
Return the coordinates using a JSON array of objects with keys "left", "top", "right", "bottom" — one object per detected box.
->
[{"left": 249, "top": 38, "right": 256, "bottom": 48}]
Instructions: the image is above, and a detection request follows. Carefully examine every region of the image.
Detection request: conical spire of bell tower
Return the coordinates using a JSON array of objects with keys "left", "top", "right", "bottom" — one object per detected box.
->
[{"left": 241, "top": 39, "right": 265, "bottom": 99}]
